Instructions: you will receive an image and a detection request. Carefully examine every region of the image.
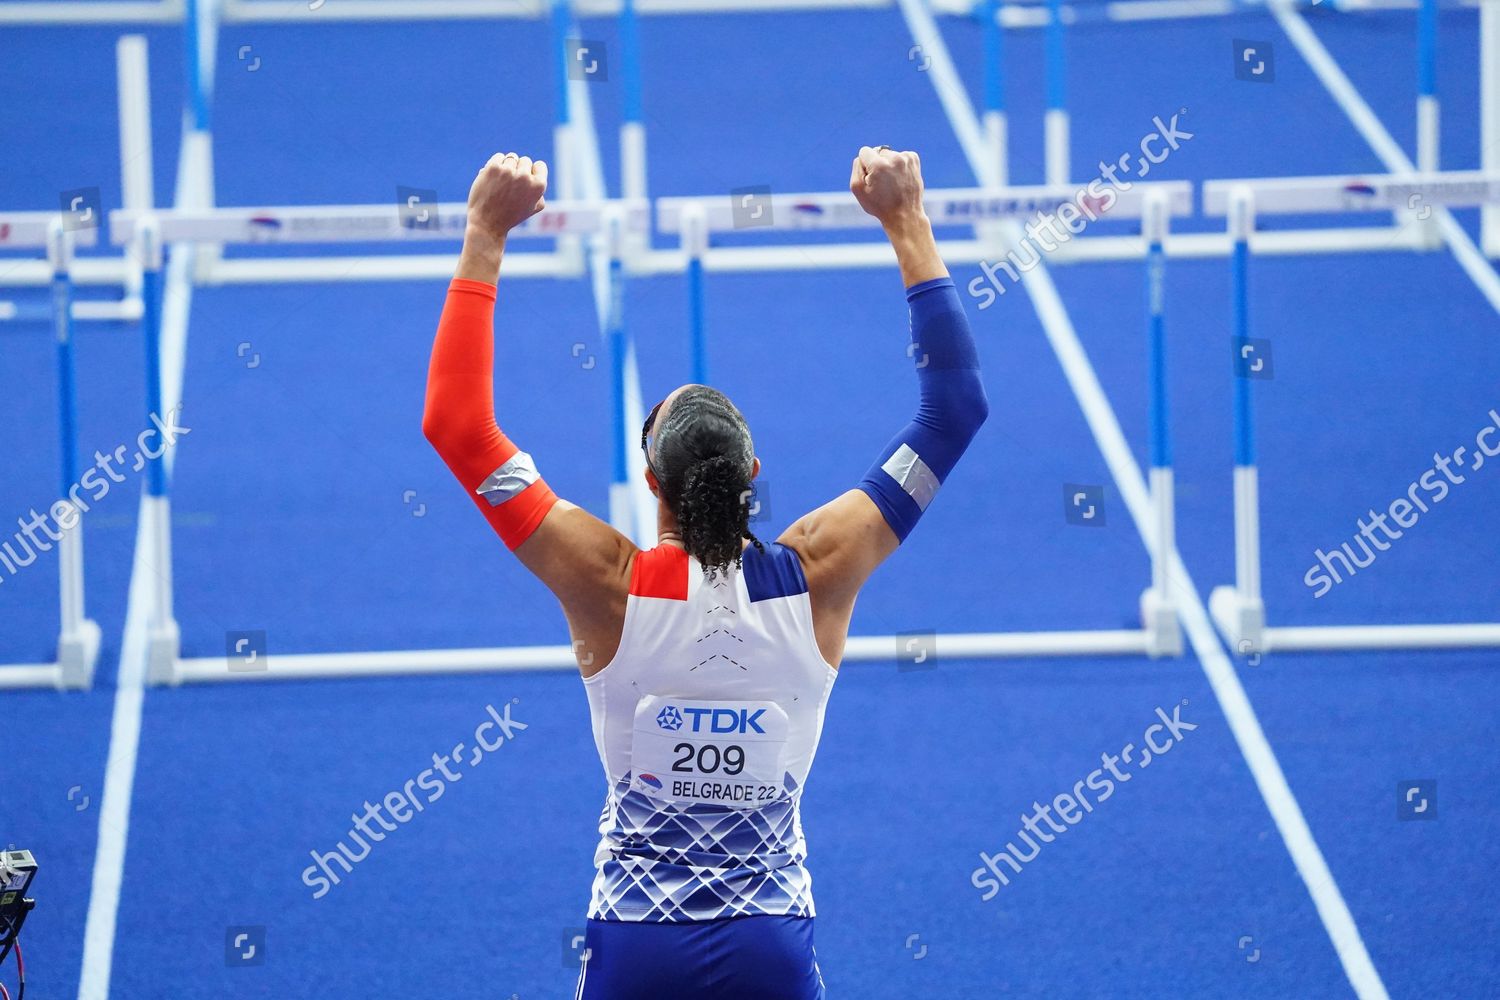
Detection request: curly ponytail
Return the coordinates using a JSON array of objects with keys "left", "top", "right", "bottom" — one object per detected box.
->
[
  {"left": 648, "top": 386, "right": 763, "bottom": 581},
  {"left": 677, "top": 454, "right": 762, "bottom": 580}
]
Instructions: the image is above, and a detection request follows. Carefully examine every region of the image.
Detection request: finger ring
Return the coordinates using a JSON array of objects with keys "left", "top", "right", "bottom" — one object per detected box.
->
[{"left": 876, "top": 145, "right": 891, "bottom": 152}]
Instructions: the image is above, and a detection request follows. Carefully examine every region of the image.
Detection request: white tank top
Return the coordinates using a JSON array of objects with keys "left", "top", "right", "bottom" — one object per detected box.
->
[{"left": 582, "top": 541, "right": 837, "bottom": 922}]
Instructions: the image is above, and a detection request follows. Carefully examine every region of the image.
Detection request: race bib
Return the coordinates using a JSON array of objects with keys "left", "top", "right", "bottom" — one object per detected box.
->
[{"left": 630, "top": 696, "right": 789, "bottom": 808}]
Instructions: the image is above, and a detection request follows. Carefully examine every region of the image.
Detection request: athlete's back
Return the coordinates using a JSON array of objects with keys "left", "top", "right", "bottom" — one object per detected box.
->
[{"left": 586, "top": 542, "right": 836, "bottom": 923}]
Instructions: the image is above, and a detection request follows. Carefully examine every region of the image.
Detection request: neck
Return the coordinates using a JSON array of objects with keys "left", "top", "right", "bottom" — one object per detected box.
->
[{"left": 657, "top": 502, "right": 684, "bottom": 549}]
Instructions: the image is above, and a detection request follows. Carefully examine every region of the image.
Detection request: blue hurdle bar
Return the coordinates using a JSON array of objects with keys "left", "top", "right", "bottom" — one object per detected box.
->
[
  {"left": 51, "top": 226, "right": 80, "bottom": 501},
  {"left": 1417, "top": 0, "right": 1439, "bottom": 172},
  {"left": 185, "top": 0, "right": 210, "bottom": 134},
  {"left": 687, "top": 245, "right": 707, "bottom": 385},
  {"left": 1145, "top": 206, "right": 1170, "bottom": 476},
  {"left": 551, "top": 0, "right": 573, "bottom": 129},
  {"left": 1230, "top": 203, "right": 1254, "bottom": 475},
  {"left": 140, "top": 226, "right": 168, "bottom": 501},
  {"left": 621, "top": 0, "right": 643, "bottom": 128},
  {"left": 607, "top": 248, "right": 629, "bottom": 493}
]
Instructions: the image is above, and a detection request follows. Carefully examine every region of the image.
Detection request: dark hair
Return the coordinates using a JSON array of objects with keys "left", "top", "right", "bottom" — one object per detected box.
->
[{"left": 643, "top": 386, "right": 763, "bottom": 580}]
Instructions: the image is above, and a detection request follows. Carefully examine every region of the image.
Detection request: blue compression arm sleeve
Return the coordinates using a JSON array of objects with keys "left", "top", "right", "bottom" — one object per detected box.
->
[{"left": 857, "top": 276, "right": 988, "bottom": 542}]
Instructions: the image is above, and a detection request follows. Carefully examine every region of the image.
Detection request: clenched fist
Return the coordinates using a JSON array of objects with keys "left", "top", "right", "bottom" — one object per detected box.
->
[
  {"left": 850, "top": 146, "right": 926, "bottom": 229},
  {"left": 466, "top": 152, "right": 548, "bottom": 240}
]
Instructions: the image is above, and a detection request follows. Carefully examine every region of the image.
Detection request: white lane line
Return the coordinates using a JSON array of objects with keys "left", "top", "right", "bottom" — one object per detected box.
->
[
  {"left": 1272, "top": 0, "right": 1500, "bottom": 314},
  {"left": 77, "top": 65, "right": 215, "bottom": 1000},
  {"left": 567, "top": 51, "right": 656, "bottom": 547},
  {"left": 1023, "top": 267, "right": 1390, "bottom": 1000},
  {"left": 893, "top": 2, "right": 1389, "bottom": 997},
  {"left": 76, "top": 497, "right": 153, "bottom": 1000}
]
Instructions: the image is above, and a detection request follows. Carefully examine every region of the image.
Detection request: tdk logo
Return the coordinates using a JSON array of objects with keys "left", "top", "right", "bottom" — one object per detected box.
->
[
  {"left": 657, "top": 704, "right": 766, "bottom": 734},
  {"left": 688, "top": 707, "right": 765, "bottom": 734}
]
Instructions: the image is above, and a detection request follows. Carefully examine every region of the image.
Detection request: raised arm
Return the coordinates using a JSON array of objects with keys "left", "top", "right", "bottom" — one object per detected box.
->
[
  {"left": 778, "top": 147, "right": 989, "bottom": 664},
  {"left": 423, "top": 153, "right": 635, "bottom": 672}
]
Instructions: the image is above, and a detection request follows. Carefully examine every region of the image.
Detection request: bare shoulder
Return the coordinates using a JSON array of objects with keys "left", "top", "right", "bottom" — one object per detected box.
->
[
  {"left": 778, "top": 490, "right": 898, "bottom": 667},
  {"left": 779, "top": 490, "right": 898, "bottom": 592},
  {"left": 514, "top": 502, "right": 639, "bottom": 676},
  {"left": 514, "top": 500, "right": 638, "bottom": 603}
]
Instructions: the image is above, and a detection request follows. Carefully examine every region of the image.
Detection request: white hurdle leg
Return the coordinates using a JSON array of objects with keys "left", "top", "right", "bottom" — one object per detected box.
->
[
  {"left": 137, "top": 220, "right": 182, "bottom": 685},
  {"left": 116, "top": 35, "right": 154, "bottom": 310},
  {"left": 1416, "top": 95, "right": 1440, "bottom": 175},
  {"left": 1415, "top": 0, "right": 1441, "bottom": 247},
  {"left": 1043, "top": 0, "right": 1068, "bottom": 186},
  {"left": 144, "top": 493, "right": 180, "bottom": 685},
  {"left": 1138, "top": 194, "right": 1181, "bottom": 657},
  {"left": 1044, "top": 110, "right": 1070, "bottom": 187},
  {"left": 983, "top": 111, "right": 1008, "bottom": 189},
  {"left": 621, "top": 120, "right": 648, "bottom": 257},
  {"left": 980, "top": 0, "right": 1008, "bottom": 188},
  {"left": 56, "top": 501, "right": 102, "bottom": 689},
  {"left": 619, "top": 0, "right": 648, "bottom": 261},
  {"left": 1210, "top": 188, "right": 1267, "bottom": 655},
  {"left": 187, "top": 0, "right": 222, "bottom": 282},
  {"left": 49, "top": 221, "right": 102, "bottom": 688}
]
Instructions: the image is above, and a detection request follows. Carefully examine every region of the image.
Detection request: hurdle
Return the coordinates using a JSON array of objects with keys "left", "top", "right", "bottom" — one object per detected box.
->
[
  {"left": 108, "top": 199, "right": 643, "bottom": 685},
  {"left": 0, "top": 36, "right": 152, "bottom": 323},
  {"left": 66, "top": 0, "right": 1494, "bottom": 688},
  {"left": 0, "top": 214, "right": 104, "bottom": 690},
  {"left": 112, "top": 187, "right": 1197, "bottom": 684},
  {"left": 1205, "top": 171, "right": 1500, "bottom": 654},
  {"left": 657, "top": 181, "right": 1193, "bottom": 659}
]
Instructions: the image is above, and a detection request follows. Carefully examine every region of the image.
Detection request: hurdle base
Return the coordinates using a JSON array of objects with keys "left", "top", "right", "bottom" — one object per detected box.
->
[
  {"left": 147, "top": 621, "right": 181, "bottom": 686},
  {"left": 57, "top": 618, "right": 103, "bottom": 690},
  {"left": 1139, "top": 588, "right": 1182, "bottom": 658},
  {"left": 0, "top": 663, "right": 66, "bottom": 690},
  {"left": 1263, "top": 622, "right": 1500, "bottom": 652},
  {"left": 1210, "top": 585, "right": 1265, "bottom": 657}
]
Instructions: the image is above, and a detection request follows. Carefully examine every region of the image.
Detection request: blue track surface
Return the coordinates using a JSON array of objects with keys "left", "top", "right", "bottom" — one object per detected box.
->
[{"left": 3, "top": 5, "right": 1497, "bottom": 997}]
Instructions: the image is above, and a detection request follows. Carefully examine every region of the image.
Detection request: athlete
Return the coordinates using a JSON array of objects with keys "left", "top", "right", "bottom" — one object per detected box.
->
[{"left": 423, "top": 145, "right": 987, "bottom": 998}]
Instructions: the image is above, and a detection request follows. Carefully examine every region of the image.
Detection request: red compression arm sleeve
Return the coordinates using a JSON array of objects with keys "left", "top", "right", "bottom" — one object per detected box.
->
[{"left": 423, "top": 278, "right": 557, "bottom": 550}]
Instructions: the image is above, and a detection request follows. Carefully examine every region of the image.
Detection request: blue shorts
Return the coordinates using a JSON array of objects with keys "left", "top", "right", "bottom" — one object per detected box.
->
[{"left": 575, "top": 914, "right": 824, "bottom": 999}]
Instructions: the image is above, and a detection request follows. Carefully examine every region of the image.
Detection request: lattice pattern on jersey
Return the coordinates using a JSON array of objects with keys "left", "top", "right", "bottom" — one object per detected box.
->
[{"left": 588, "top": 772, "right": 814, "bottom": 922}]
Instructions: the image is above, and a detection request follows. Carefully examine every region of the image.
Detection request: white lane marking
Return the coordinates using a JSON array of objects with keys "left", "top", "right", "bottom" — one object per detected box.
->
[
  {"left": 894, "top": 2, "right": 1389, "bottom": 997},
  {"left": 568, "top": 38, "right": 654, "bottom": 547},
  {"left": 78, "top": 57, "right": 216, "bottom": 1000}
]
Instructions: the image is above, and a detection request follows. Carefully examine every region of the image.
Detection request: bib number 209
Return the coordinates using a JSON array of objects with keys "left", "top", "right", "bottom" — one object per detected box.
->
[
  {"left": 672, "top": 741, "right": 744, "bottom": 775},
  {"left": 632, "top": 696, "right": 789, "bottom": 808}
]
